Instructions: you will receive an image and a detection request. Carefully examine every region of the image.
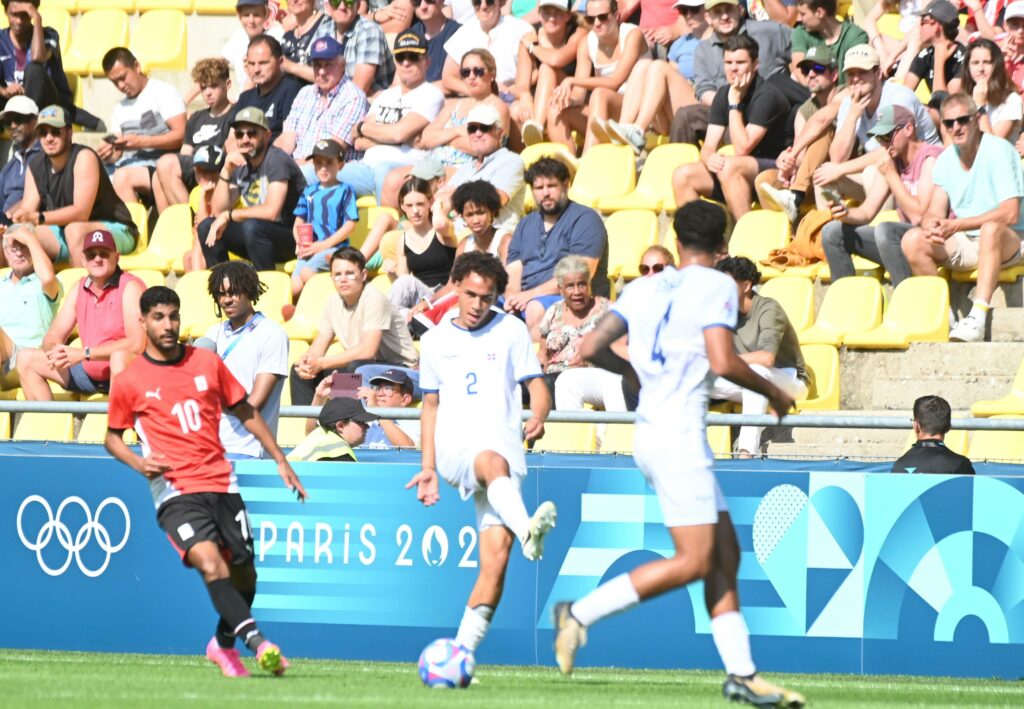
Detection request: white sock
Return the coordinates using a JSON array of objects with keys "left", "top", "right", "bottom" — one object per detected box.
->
[
  {"left": 569, "top": 573, "right": 640, "bottom": 627},
  {"left": 486, "top": 476, "right": 530, "bottom": 542},
  {"left": 454, "top": 605, "right": 493, "bottom": 651},
  {"left": 710, "top": 611, "right": 756, "bottom": 677},
  {"left": 968, "top": 300, "right": 990, "bottom": 321}
]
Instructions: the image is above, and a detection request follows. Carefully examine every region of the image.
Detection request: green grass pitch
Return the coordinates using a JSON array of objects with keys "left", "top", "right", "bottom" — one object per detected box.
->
[{"left": 3, "top": 649, "right": 1024, "bottom": 708}]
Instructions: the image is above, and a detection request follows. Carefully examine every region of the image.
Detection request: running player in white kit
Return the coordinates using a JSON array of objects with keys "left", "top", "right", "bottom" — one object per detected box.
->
[
  {"left": 406, "top": 251, "right": 558, "bottom": 658},
  {"left": 551, "top": 202, "right": 806, "bottom": 707}
]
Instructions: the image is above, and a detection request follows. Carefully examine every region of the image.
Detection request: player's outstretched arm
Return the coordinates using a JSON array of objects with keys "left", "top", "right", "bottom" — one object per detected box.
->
[
  {"left": 406, "top": 392, "right": 440, "bottom": 506},
  {"left": 232, "top": 400, "right": 309, "bottom": 502},
  {"left": 705, "top": 326, "right": 795, "bottom": 419},
  {"left": 580, "top": 313, "right": 639, "bottom": 389},
  {"left": 104, "top": 428, "right": 171, "bottom": 478},
  {"left": 524, "top": 376, "right": 551, "bottom": 442}
]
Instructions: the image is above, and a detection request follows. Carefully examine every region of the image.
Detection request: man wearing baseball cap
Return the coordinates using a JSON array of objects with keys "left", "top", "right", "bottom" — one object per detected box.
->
[
  {"left": 791, "top": 0, "right": 868, "bottom": 85},
  {"left": 325, "top": 0, "right": 395, "bottom": 96},
  {"left": 287, "top": 396, "right": 378, "bottom": 462},
  {"left": 1004, "top": 1, "right": 1024, "bottom": 92},
  {"left": 359, "top": 368, "right": 420, "bottom": 448},
  {"left": 408, "top": 0, "right": 461, "bottom": 84},
  {"left": 0, "top": 95, "right": 39, "bottom": 225},
  {"left": 904, "top": 0, "right": 965, "bottom": 96}
]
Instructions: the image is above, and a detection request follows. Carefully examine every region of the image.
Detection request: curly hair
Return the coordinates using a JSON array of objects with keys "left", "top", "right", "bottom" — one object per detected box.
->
[
  {"left": 207, "top": 261, "right": 267, "bottom": 312},
  {"left": 450, "top": 251, "right": 508, "bottom": 294},
  {"left": 452, "top": 180, "right": 501, "bottom": 217},
  {"left": 715, "top": 256, "right": 761, "bottom": 286},
  {"left": 191, "top": 57, "right": 230, "bottom": 86}
]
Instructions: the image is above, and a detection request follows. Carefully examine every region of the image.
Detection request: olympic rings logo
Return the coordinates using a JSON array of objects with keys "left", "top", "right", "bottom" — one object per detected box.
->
[{"left": 16, "top": 495, "right": 131, "bottom": 578}]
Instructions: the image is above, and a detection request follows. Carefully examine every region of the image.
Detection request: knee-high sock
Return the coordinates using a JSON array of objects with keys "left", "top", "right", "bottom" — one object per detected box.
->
[
  {"left": 486, "top": 477, "right": 530, "bottom": 542},
  {"left": 569, "top": 573, "right": 640, "bottom": 627},
  {"left": 710, "top": 611, "right": 756, "bottom": 677},
  {"left": 454, "top": 605, "right": 494, "bottom": 652},
  {"left": 215, "top": 571, "right": 258, "bottom": 648},
  {"left": 205, "top": 578, "right": 265, "bottom": 653}
]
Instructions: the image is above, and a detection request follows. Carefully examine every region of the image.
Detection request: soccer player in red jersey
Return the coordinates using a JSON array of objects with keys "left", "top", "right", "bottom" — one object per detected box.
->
[{"left": 105, "top": 285, "right": 308, "bottom": 678}]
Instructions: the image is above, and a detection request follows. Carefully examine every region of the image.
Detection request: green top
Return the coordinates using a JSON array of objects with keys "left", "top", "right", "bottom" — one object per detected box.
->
[{"left": 735, "top": 294, "right": 810, "bottom": 384}]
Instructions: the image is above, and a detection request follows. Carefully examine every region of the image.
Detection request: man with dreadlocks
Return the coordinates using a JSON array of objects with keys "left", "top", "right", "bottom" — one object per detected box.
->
[{"left": 201, "top": 261, "right": 289, "bottom": 459}]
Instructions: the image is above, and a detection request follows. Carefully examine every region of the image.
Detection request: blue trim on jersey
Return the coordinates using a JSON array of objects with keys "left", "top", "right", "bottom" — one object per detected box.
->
[
  {"left": 703, "top": 322, "right": 736, "bottom": 331},
  {"left": 420, "top": 388, "right": 440, "bottom": 394},
  {"left": 608, "top": 309, "right": 629, "bottom": 330},
  {"left": 518, "top": 374, "right": 544, "bottom": 383}
]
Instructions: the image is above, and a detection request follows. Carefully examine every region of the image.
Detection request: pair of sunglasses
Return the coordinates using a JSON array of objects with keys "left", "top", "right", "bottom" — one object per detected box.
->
[
  {"left": 639, "top": 263, "right": 666, "bottom": 275},
  {"left": 460, "top": 66, "right": 488, "bottom": 78},
  {"left": 941, "top": 114, "right": 974, "bottom": 129}
]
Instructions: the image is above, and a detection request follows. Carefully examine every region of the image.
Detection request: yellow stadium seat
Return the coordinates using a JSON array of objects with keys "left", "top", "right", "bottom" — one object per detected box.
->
[
  {"left": 599, "top": 423, "right": 634, "bottom": 454},
  {"left": 707, "top": 425, "right": 732, "bottom": 458},
  {"left": 78, "top": 413, "right": 137, "bottom": 443},
  {"left": 844, "top": 276, "right": 949, "bottom": 349},
  {"left": 0, "top": 412, "right": 9, "bottom": 439},
  {"left": 816, "top": 253, "right": 884, "bottom": 282},
  {"left": 136, "top": 0, "right": 192, "bottom": 10},
  {"left": 972, "top": 360, "right": 1024, "bottom": 417},
  {"left": 799, "top": 277, "right": 882, "bottom": 346},
  {"left": 967, "top": 416, "right": 1024, "bottom": 462},
  {"left": 176, "top": 270, "right": 220, "bottom": 338},
  {"left": 39, "top": 7, "right": 71, "bottom": 54},
  {"left": 276, "top": 416, "right": 310, "bottom": 447},
  {"left": 596, "top": 143, "right": 699, "bottom": 212},
  {"left": 256, "top": 270, "right": 293, "bottom": 324},
  {"left": 13, "top": 412, "right": 75, "bottom": 441},
  {"left": 355, "top": 206, "right": 400, "bottom": 251},
  {"left": 130, "top": 10, "right": 188, "bottom": 72},
  {"left": 531, "top": 422, "right": 597, "bottom": 453},
  {"left": 280, "top": 340, "right": 310, "bottom": 407},
  {"left": 797, "top": 344, "right": 840, "bottom": 410},
  {"left": 77, "top": 0, "right": 135, "bottom": 10},
  {"left": 126, "top": 202, "right": 149, "bottom": 255},
  {"left": 728, "top": 210, "right": 791, "bottom": 264},
  {"left": 283, "top": 272, "right": 334, "bottom": 341},
  {"left": 877, "top": 13, "right": 903, "bottom": 39},
  {"left": 40, "top": 0, "right": 79, "bottom": 12},
  {"left": 57, "top": 267, "right": 86, "bottom": 299},
  {"left": 370, "top": 273, "right": 392, "bottom": 295},
  {"left": 605, "top": 210, "right": 659, "bottom": 281},
  {"left": 378, "top": 229, "right": 404, "bottom": 265},
  {"left": 758, "top": 276, "right": 815, "bottom": 332},
  {"left": 193, "top": 0, "right": 238, "bottom": 13},
  {"left": 62, "top": 9, "right": 130, "bottom": 75},
  {"left": 951, "top": 263, "right": 1024, "bottom": 284},
  {"left": 121, "top": 204, "right": 192, "bottom": 272},
  {"left": 902, "top": 429, "right": 969, "bottom": 457},
  {"left": 567, "top": 144, "right": 636, "bottom": 208},
  {"left": 128, "top": 269, "right": 165, "bottom": 289},
  {"left": 914, "top": 80, "right": 931, "bottom": 106}
]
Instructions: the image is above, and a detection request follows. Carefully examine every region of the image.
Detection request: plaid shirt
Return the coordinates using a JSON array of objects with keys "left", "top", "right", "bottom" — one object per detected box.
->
[
  {"left": 283, "top": 78, "right": 369, "bottom": 161},
  {"left": 337, "top": 17, "right": 395, "bottom": 95}
]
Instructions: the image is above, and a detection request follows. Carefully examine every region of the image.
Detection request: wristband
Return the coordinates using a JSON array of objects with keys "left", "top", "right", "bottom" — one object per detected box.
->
[
  {"left": 84, "top": 346, "right": 91, "bottom": 361},
  {"left": 728, "top": 103, "right": 742, "bottom": 111},
  {"left": 218, "top": 172, "right": 231, "bottom": 182},
  {"left": 38, "top": 211, "right": 45, "bottom": 224},
  {"left": 978, "top": 105, "right": 988, "bottom": 116}
]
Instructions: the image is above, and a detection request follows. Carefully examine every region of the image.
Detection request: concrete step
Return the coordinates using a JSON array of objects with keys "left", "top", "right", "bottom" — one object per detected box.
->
[{"left": 992, "top": 308, "right": 1024, "bottom": 342}]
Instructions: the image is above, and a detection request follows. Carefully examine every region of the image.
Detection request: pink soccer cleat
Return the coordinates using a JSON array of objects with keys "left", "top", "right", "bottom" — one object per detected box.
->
[
  {"left": 205, "top": 637, "right": 250, "bottom": 678},
  {"left": 256, "top": 640, "right": 290, "bottom": 676}
]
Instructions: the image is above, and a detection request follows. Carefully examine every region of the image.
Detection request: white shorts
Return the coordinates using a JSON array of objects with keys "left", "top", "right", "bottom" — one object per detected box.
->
[
  {"left": 438, "top": 442, "right": 527, "bottom": 531},
  {"left": 942, "top": 231, "right": 1024, "bottom": 271},
  {"left": 633, "top": 424, "right": 727, "bottom": 527}
]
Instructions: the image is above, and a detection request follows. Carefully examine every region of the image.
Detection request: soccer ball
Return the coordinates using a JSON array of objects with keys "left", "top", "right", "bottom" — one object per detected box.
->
[{"left": 417, "top": 638, "right": 475, "bottom": 688}]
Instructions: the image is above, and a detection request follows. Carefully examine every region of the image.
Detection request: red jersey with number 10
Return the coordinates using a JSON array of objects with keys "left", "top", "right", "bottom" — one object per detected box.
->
[{"left": 108, "top": 346, "right": 248, "bottom": 508}]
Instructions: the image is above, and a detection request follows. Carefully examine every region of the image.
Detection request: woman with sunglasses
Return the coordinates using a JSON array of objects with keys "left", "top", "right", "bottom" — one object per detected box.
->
[
  {"left": 547, "top": 0, "right": 650, "bottom": 154},
  {"left": 962, "top": 38, "right": 1022, "bottom": 141},
  {"left": 638, "top": 244, "right": 675, "bottom": 277},
  {"left": 280, "top": 0, "right": 335, "bottom": 83}
]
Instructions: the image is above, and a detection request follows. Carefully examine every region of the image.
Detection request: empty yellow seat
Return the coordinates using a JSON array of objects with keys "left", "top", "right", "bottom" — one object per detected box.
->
[
  {"left": 599, "top": 423, "right": 634, "bottom": 454},
  {"left": 40, "top": 0, "right": 78, "bottom": 12},
  {"left": 799, "top": 277, "right": 882, "bottom": 346},
  {"left": 121, "top": 204, "right": 193, "bottom": 273},
  {"left": 877, "top": 13, "right": 904, "bottom": 40},
  {"left": 176, "top": 270, "right": 220, "bottom": 338},
  {"left": 62, "top": 9, "right": 129, "bottom": 75},
  {"left": 136, "top": 0, "right": 192, "bottom": 10},
  {"left": 283, "top": 272, "right": 334, "bottom": 341},
  {"left": 78, "top": 413, "right": 137, "bottom": 443},
  {"left": 758, "top": 276, "right": 814, "bottom": 332},
  {"left": 606, "top": 210, "right": 659, "bottom": 281},
  {"left": 902, "top": 429, "right": 969, "bottom": 457},
  {"left": 193, "top": 0, "right": 238, "bottom": 13},
  {"left": 728, "top": 210, "right": 791, "bottom": 264},
  {"left": 14, "top": 412, "right": 75, "bottom": 441},
  {"left": 568, "top": 144, "right": 636, "bottom": 208},
  {"left": 797, "top": 344, "right": 840, "bottom": 410},
  {"left": 127, "top": 269, "right": 165, "bottom": 289},
  {"left": 972, "top": 359, "right": 1024, "bottom": 417},
  {"left": 276, "top": 416, "right": 310, "bottom": 447},
  {"left": 707, "top": 424, "right": 732, "bottom": 458},
  {"left": 125, "top": 202, "right": 150, "bottom": 256},
  {"left": 531, "top": 422, "right": 597, "bottom": 453},
  {"left": 56, "top": 267, "right": 86, "bottom": 299},
  {"left": 0, "top": 412, "right": 10, "bottom": 439},
  {"left": 77, "top": 0, "right": 135, "bottom": 10},
  {"left": 597, "top": 143, "right": 699, "bottom": 212},
  {"left": 39, "top": 6, "right": 71, "bottom": 54},
  {"left": 967, "top": 416, "right": 1024, "bottom": 462},
  {"left": 844, "top": 276, "right": 949, "bottom": 349},
  {"left": 355, "top": 206, "right": 400, "bottom": 251},
  {"left": 257, "top": 270, "right": 292, "bottom": 325},
  {"left": 130, "top": 10, "right": 188, "bottom": 72}
]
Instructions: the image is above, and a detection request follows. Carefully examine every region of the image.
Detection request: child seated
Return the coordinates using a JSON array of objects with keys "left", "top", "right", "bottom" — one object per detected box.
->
[{"left": 183, "top": 145, "right": 226, "bottom": 273}]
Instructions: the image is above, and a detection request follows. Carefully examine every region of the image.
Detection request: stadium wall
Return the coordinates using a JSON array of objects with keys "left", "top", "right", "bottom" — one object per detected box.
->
[{"left": 4, "top": 444, "right": 1024, "bottom": 678}]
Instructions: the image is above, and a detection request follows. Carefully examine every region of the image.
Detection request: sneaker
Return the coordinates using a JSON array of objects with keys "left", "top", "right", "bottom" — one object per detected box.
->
[
  {"left": 606, "top": 119, "right": 646, "bottom": 155},
  {"left": 522, "top": 500, "right": 557, "bottom": 561},
  {"left": 722, "top": 674, "right": 805, "bottom": 707},
  {"left": 205, "top": 637, "right": 250, "bottom": 678},
  {"left": 758, "top": 183, "right": 799, "bottom": 224},
  {"left": 256, "top": 640, "right": 289, "bottom": 676},
  {"left": 552, "top": 601, "right": 587, "bottom": 675},
  {"left": 949, "top": 314, "right": 985, "bottom": 342},
  {"left": 591, "top": 117, "right": 613, "bottom": 144},
  {"left": 521, "top": 119, "right": 545, "bottom": 146}
]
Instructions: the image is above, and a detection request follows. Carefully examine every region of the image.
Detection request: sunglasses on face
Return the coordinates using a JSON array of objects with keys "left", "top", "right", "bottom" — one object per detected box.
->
[
  {"left": 584, "top": 11, "right": 611, "bottom": 24},
  {"left": 799, "top": 63, "right": 830, "bottom": 76},
  {"left": 38, "top": 126, "right": 62, "bottom": 137},
  {"left": 5, "top": 114, "right": 33, "bottom": 126},
  {"left": 466, "top": 122, "right": 493, "bottom": 134},
  {"left": 677, "top": 5, "right": 702, "bottom": 14},
  {"left": 234, "top": 128, "right": 261, "bottom": 139},
  {"left": 941, "top": 113, "right": 974, "bottom": 129},
  {"left": 328, "top": 0, "right": 356, "bottom": 8},
  {"left": 874, "top": 124, "right": 904, "bottom": 144},
  {"left": 460, "top": 66, "right": 487, "bottom": 78},
  {"left": 639, "top": 263, "right": 665, "bottom": 275},
  {"left": 471, "top": 0, "right": 498, "bottom": 7},
  {"left": 395, "top": 52, "right": 423, "bottom": 64},
  {"left": 411, "top": 0, "right": 437, "bottom": 5}
]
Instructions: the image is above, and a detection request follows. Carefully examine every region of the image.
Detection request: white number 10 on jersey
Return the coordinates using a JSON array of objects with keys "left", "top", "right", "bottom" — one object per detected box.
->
[{"left": 170, "top": 399, "right": 202, "bottom": 434}]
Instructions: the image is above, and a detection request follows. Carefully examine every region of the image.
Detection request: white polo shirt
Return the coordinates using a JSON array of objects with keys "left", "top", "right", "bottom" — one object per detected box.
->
[{"left": 442, "top": 15, "right": 533, "bottom": 88}]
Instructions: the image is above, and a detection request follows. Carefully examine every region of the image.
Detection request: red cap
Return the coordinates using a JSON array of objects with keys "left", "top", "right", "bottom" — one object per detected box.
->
[{"left": 83, "top": 229, "right": 117, "bottom": 253}]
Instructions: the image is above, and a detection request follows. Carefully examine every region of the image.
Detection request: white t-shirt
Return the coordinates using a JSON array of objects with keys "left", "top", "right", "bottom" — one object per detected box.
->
[
  {"left": 989, "top": 92, "right": 1024, "bottom": 143},
  {"left": 835, "top": 81, "right": 939, "bottom": 152},
  {"left": 111, "top": 77, "right": 186, "bottom": 166},
  {"left": 442, "top": 16, "right": 533, "bottom": 88},
  {"left": 204, "top": 314, "right": 289, "bottom": 458},
  {"left": 444, "top": 0, "right": 476, "bottom": 24},
  {"left": 222, "top": 24, "right": 285, "bottom": 93},
  {"left": 363, "top": 82, "right": 445, "bottom": 167}
]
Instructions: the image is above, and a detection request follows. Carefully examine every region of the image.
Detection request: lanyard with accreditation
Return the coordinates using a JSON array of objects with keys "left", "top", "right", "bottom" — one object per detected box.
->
[{"left": 219, "top": 312, "right": 265, "bottom": 361}]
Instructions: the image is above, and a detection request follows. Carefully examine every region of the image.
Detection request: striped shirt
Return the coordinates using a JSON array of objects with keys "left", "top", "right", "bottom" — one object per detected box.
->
[
  {"left": 283, "top": 78, "right": 369, "bottom": 162},
  {"left": 294, "top": 181, "right": 359, "bottom": 244}
]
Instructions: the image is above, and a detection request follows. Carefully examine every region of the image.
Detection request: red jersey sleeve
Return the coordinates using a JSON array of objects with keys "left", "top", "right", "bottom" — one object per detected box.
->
[{"left": 107, "top": 371, "right": 137, "bottom": 430}]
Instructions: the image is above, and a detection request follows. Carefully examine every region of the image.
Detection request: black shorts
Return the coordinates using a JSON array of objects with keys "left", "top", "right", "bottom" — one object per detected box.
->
[
  {"left": 156, "top": 492, "right": 254, "bottom": 567},
  {"left": 177, "top": 154, "right": 198, "bottom": 192}
]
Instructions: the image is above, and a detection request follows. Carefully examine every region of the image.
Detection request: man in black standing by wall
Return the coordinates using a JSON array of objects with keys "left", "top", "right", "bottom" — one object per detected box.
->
[{"left": 892, "top": 395, "right": 975, "bottom": 475}]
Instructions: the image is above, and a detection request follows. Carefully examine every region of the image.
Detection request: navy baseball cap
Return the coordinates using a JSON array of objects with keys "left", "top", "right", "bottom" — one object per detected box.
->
[
  {"left": 370, "top": 368, "right": 414, "bottom": 393},
  {"left": 310, "top": 36, "right": 344, "bottom": 61}
]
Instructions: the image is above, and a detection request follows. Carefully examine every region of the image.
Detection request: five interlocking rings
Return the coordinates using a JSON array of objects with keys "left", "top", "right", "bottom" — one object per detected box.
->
[{"left": 16, "top": 495, "right": 131, "bottom": 578}]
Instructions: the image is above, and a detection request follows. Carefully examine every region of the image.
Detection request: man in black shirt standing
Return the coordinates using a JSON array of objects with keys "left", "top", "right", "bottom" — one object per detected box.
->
[{"left": 892, "top": 395, "right": 975, "bottom": 475}]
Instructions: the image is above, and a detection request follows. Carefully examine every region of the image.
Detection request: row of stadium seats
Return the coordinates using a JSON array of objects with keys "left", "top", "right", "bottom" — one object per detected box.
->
[
  {"left": 46, "top": 8, "right": 188, "bottom": 74},
  {"left": 37, "top": 0, "right": 242, "bottom": 15}
]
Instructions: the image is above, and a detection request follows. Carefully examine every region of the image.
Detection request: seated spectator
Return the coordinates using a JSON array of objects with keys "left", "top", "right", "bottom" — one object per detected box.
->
[
  {"left": 199, "top": 107, "right": 307, "bottom": 271},
  {"left": 17, "top": 229, "right": 144, "bottom": 399},
  {"left": 745, "top": 0, "right": 798, "bottom": 24},
  {"left": 360, "top": 369, "right": 421, "bottom": 447},
  {"left": 280, "top": 0, "right": 334, "bottom": 84},
  {"left": 275, "top": 35, "right": 369, "bottom": 183},
  {"left": 367, "top": 0, "right": 414, "bottom": 36},
  {"left": 0, "top": 224, "right": 59, "bottom": 378},
  {"left": 505, "top": 157, "right": 609, "bottom": 338},
  {"left": 234, "top": 35, "right": 305, "bottom": 142},
  {"left": 291, "top": 139, "right": 359, "bottom": 297},
  {"left": 821, "top": 105, "right": 941, "bottom": 286},
  {"left": 864, "top": 0, "right": 917, "bottom": 78},
  {"left": 0, "top": 96, "right": 39, "bottom": 225},
  {"left": 183, "top": 145, "right": 226, "bottom": 273},
  {"left": 638, "top": 243, "right": 675, "bottom": 275},
  {"left": 0, "top": 0, "right": 103, "bottom": 130},
  {"left": 290, "top": 247, "right": 418, "bottom": 406},
  {"left": 202, "top": 261, "right": 289, "bottom": 460},
  {"left": 892, "top": 395, "right": 976, "bottom": 474},
  {"left": 341, "top": 32, "right": 445, "bottom": 201},
  {"left": 14, "top": 105, "right": 139, "bottom": 267},
  {"left": 790, "top": 0, "right": 868, "bottom": 84},
  {"left": 672, "top": 34, "right": 790, "bottom": 219},
  {"left": 1004, "top": 3, "right": 1024, "bottom": 94},
  {"left": 410, "top": 0, "right": 462, "bottom": 86},
  {"left": 902, "top": 93, "right": 1024, "bottom": 343},
  {"left": 962, "top": 39, "right": 1023, "bottom": 142},
  {"left": 287, "top": 395, "right": 376, "bottom": 461},
  {"left": 323, "top": 0, "right": 395, "bottom": 96},
  {"left": 539, "top": 255, "right": 626, "bottom": 411},
  {"left": 902, "top": 1, "right": 964, "bottom": 96},
  {"left": 708, "top": 256, "right": 809, "bottom": 456},
  {"left": 222, "top": 0, "right": 285, "bottom": 93},
  {"left": 154, "top": 58, "right": 235, "bottom": 215}
]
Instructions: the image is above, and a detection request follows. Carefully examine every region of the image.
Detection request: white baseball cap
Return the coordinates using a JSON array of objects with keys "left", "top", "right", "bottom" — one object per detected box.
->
[
  {"left": 0, "top": 95, "right": 39, "bottom": 122},
  {"left": 1006, "top": 0, "right": 1024, "bottom": 20},
  {"left": 673, "top": 0, "right": 705, "bottom": 7}
]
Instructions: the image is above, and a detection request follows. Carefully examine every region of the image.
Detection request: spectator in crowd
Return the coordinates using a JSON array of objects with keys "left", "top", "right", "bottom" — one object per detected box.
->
[
  {"left": 410, "top": 0, "right": 462, "bottom": 85},
  {"left": 17, "top": 229, "right": 145, "bottom": 400},
  {"left": 359, "top": 368, "right": 420, "bottom": 447},
  {"left": 291, "top": 139, "right": 359, "bottom": 297},
  {"left": 280, "top": 0, "right": 334, "bottom": 84},
  {"left": 222, "top": 0, "right": 285, "bottom": 92},
  {"left": 442, "top": 0, "right": 533, "bottom": 103},
  {"left": 199, "top": 107, "right": 307, "bottom": 271},
  {"left": 746, "top": 0, "right": 798, "bottom": 24},
  {"left": 153, "top": 58, "right": 235, "bottom": 214},
  {"left": 638, "top": 243, "right": 676, "bottom": 275},
  {"left": 98, "top": 47, "right": 187, "bottom": 206},
  {"left": 14, "top": 105, "right": 139, "bottom": 267},
  {"left": 290, "top": 247, "right": 418, "bottom": 406},
  {"left": 201, "top": 261, "right": 289, "bottom": 460},
  {"left": 367, "top": 0, "right": 414, "bottom": 38},
  {"left": 902, "top": 0, "right": 964, "bottom": 96},
  {"left": 546, "top": 0, "right": 650, "bottom": 153},
  {"left": 902, "top": 93, "right": 1024, "bottom": 343},
  {"left": 505, "top": 157, "right": 609, "bottom": 338},
  {"left": 1004, "top": 2, "right": 1024, "bottom": 94},
  {"left": 0, "top": 96, "right": 38, "bottom": 225},
  {"left": 287, "top": 395, "right": 377, "bottom": 461},
  {"left": 672, "top": 34, "right": 790, "bottom": 219},
  {"left": 790, "top": 0, "right": 868, "bottom": 83},
  {"left": 0, "top": 0, "right": 103, "bottom": 130},
  {"left": 341, "top": 31, "right": 445, "bottom": 201},
  {"left": 234, "top": 35, "right": 304, "bottom": 141},
  {"left": 324, "top": 0, "right": 395, "bottom": 96},
  {"left": 182, "top": 145, "right": 226, "bottom": 273},
  {"left": 0, "top": 224, "right": 59, "bottom": 378},
  {"left": 892, "top": 395, "right": 976, "bottom": 474},
  {"left": 708, "top": 256, "right": 809, "bottom": 457},
  {"left": 539, "top": 255, "right": 626, "bottom": 411},
  {"left": 962, "top": 39, "right": 1023, "bottom": 142},
  {"left": 275, "top": 35, "right": 369, "bottom": 180},
  {"left": 821, "top": 105, "right": 941, "bottom": 286}
]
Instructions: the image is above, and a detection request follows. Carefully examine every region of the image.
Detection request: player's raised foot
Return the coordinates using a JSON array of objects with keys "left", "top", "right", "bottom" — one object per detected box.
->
[
  {"left": 722, "top": 674, "right": 805, "bottom": 707},
  {"left": 522, "top": 501, "right": 557, "bottom": 561},
  {"left": 552, "top": 602, "right": 587, "bottom": 675},
  {"left": 256, "top": 641, "right": 290, "bottom": 676},
  {"left": 205, "top": 637, "right": 250, "bottom": 678}
]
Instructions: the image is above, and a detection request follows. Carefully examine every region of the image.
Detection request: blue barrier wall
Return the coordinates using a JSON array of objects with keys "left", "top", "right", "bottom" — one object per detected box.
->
[{"left": 3, "top": 444, "right": 1024, "bottom": 677}]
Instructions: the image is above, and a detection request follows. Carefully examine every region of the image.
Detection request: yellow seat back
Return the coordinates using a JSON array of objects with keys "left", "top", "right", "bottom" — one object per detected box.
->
[{"left": 758, "top": 276, "right": 815, "bottom": 332}]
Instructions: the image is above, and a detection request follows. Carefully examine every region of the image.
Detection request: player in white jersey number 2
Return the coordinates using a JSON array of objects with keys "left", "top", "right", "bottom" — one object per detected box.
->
[
  {"left": 552, "top": 202, "right": 806, "bottom": 708},
  {"left": 406, "top": 251, "right": 559, "bottom": 660}
]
